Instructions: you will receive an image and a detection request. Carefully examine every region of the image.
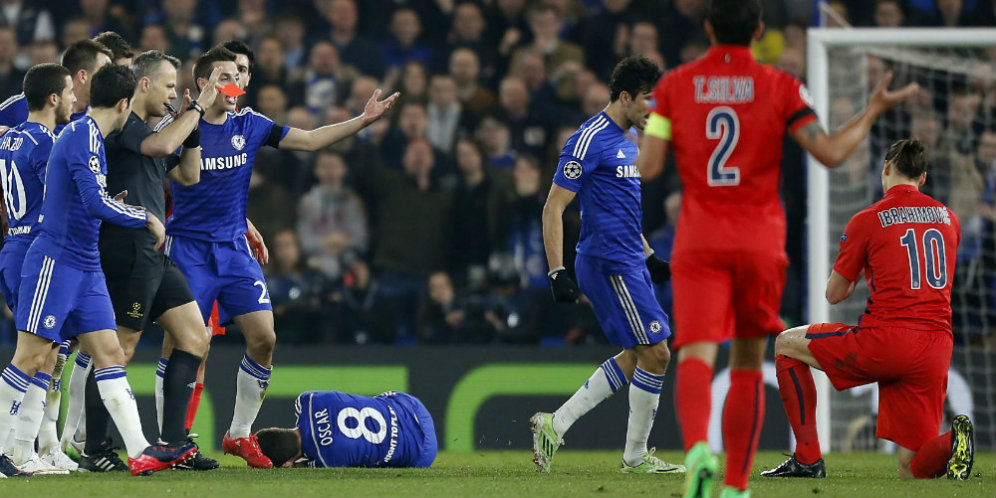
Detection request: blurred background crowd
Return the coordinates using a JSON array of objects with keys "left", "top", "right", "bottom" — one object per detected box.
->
[{"left": 0, "top": 0, "right": 993, "bottom": 346}]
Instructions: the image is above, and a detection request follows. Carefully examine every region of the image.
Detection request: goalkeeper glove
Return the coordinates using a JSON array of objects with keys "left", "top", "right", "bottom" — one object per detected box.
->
[
  {"left": 548, "top": 267, "right": 580, "bottom": 303},
  {"left": 645, "top": 251, "right": 671, "bottom": 283}
]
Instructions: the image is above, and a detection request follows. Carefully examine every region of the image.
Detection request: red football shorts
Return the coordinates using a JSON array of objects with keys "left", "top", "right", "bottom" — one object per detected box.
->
[
  {"left": 670, "top": 250, "right": 787, "bottom": 349},
  {"left": 208, "top": 301, "right": 225, "bottom": 336},
  {"left": 806, "top": 322, "right": 952, "bottom": 451}
]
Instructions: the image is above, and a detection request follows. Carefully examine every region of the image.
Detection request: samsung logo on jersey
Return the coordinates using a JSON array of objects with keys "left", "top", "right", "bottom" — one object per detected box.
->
[
  {"left": 616, "top": 165, "right": 640, "bottom": 178},
  {"left": 693, "top": 76, "right": 754, "bottom": 103},
  {"left": 201, "top": 153, "right": 249, "bottom": 171},
  {"left": 877, "top": 206, "right": 951, "bottom": 227}
]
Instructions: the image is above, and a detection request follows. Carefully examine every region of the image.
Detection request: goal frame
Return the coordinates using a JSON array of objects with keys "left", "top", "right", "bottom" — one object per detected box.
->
[{"left": 805, "top": 27, "right": 996, "bottom": 449}]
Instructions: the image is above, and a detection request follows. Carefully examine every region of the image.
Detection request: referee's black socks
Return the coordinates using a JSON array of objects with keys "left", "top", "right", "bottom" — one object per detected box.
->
[{"left": 161, "top": 349, "right": 202, "bottom": 444}]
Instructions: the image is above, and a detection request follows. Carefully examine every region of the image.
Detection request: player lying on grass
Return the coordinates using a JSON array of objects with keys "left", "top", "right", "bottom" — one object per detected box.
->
[
  {"left": 763, "top": 138, "right": 973, "bottom": 481},
  {"left": 0, "top": 64, "right": 195, "bottom": 477},
  {"left": 254, "top": 390, "right": 437, "bottom": 468},
  {"left": 533, "top": 55, "right": 682, "bottom": 475}
]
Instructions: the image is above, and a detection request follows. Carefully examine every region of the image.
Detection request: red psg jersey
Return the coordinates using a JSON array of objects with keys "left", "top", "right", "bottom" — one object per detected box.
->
[
  {"left": 834, "top": 185, "right": 961, "bottom": 334},
  {"left": 651, "top": 45, "right": 817, "bottom": 256}
]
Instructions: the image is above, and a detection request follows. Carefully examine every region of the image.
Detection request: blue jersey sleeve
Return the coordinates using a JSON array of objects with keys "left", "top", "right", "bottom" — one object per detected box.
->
[
  {"left": 244, "top": 108, "right": 289, "bottom": 149},
  {"left": 552, "top": 122, "right": 608, "bottom": 193},
  {"left": 69, "top": 147, "right": 147, "bottom": 228},
  {"left": 31, "top": 135, "right": 53, "bottom": 185},
  {"left": 0, "top": 95, "right": 28, "bottom": 128}
]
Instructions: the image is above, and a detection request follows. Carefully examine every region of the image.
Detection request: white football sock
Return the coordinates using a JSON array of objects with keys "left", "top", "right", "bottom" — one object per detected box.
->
[
  {"left": 623, "top": 367, "right": 664, "bottom": 466},
  {"left": 38, "top": 346, "right": 68, "bottom": 454},
  {"left": 94, "top": 366, "right": 149, "bottom": 458},
  {"left": 154, "top": 357, "right": 167, "bottom": 435},
  {"left": 60, "top": 352, "right": 91, "bottom": 450},
  {"left": 553, "top": 358, "right": 628, "bottom": 436},
  {"left": 0, "top": 365, "right": 31, "bottom": 454},
  {"left": 11, "top": 373, "right": 50, "bottom": 464},
  {"left": 228, "top": 355, "right": 271, "bottom": 439}
]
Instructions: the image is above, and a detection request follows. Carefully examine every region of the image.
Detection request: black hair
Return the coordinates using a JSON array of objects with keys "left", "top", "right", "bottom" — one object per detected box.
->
[
  {"left": 707, "top": 0, "right": 762, "bottom": 46},
  {"left": 131, "top": 50, "right": 181, "bottom": 80},
  {"left": 221, "top": 40, "right": 254, "bottom": 73},
  {"left": 93, "top": 31, "right": 135, "bottom": 63},
  {"left": 255, "top": 428, "right": 300, "bottom": 467},
  {"left": 608, "top": 56, "right": 662, "bottom": 102},
  {"left": 885, "top": 138, "right": 927, "bottom": 178},
  {"left": 89, "top": 64, "right": 137, "bottom": 109},
  {"left": 23, "top": 64, "right": 72, "bottom": 111},
  {"left": 61, "top": 39, "right": 113, "bottom": 76},
  {"left": 193, "top": 46, "right": 237, "bottom": 89}
]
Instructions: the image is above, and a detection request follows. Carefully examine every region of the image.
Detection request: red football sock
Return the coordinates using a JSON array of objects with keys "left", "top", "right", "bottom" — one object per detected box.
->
[
  {"left": 775, "top": 354, "right": 822, "bottom": 465},
  {"left": 185, "top": 382, "right": 204, "bottom": 431},
  {"left": 676, "top": 357, "right": 713, "bottom": 452},
  {"left": 911, "top": 431, "right": 951, "bottom": 478},
  {"left": 723, "top": 369, "right": 765, "bottom": 492}
]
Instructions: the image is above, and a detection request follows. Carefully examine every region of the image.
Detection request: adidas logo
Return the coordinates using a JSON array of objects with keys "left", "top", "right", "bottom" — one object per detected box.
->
[{"left": 617, "top": 149, "right": 626, "bottom": 158}]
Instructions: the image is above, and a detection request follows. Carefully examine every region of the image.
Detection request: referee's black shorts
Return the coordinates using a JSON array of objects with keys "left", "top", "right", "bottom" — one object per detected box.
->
[{"left": 99, "top": 226, "right": 195, "bottom": 331}]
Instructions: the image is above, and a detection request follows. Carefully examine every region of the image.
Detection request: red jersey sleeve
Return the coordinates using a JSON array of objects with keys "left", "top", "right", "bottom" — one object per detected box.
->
[
  {"left": 777, "top": 72, "right": 818, "bottom": 134},
  {"left": 833, "top": 211, "right": 872, "bottom": 281},
  {"left": 651, "top": 72, "right": 672, "bottom": 119}
]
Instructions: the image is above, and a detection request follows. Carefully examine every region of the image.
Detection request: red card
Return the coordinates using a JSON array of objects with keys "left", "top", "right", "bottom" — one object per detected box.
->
[{"left": 219, "top": 83, "right": 246, "bottom": 97}]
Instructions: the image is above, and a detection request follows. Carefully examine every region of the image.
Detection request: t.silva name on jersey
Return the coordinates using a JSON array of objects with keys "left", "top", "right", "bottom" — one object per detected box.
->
[{"left": 201, "top": 152, "right": 249, "bottom": 171}]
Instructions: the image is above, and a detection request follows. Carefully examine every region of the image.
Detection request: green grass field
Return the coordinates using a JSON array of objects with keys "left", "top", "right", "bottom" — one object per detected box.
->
[{"left": 2, "top": 451, "right": 993, "bottom": 498}]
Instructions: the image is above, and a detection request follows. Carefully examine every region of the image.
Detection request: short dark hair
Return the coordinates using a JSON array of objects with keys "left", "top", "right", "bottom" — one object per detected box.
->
[
  {"left": 255, "top": 428, "right": 300, "bottom": 467},
  {"left": 131, "top": 50, "right": 181, "bottom": 80},
  {"left": 23, "top": 64, "right": 72, "bottom": 111},
  {"left": 93, "top": 31, "right": 134, "bottom": 63},
  {"left": 221, "top": 40, "right": 254, "bottom": 73},
  {"left": 61, "top": 39, "right": 113, "bottom": 76},
  {"left": 885, "top": 138, "right": 927, "bottom": 178},
  {"left": 707, "top": 0, "right": 762, "bottom": 46},
  {"left": 89, "top": 64, "right": 137, "bottom": 109},
  {"left": 193, "top": 46, "right": 237, "bottom": 89},
  {"left": 608, "top": 56, "right": 662, "bottom": 102}
]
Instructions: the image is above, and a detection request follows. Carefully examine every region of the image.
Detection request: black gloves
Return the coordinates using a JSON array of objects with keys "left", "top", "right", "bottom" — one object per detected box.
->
[
  {"left": 548, "top": 266, "right": 580, "bottom": 303},
  {"left": 645, "top": 251, "right": 671, "bottom": 283}
]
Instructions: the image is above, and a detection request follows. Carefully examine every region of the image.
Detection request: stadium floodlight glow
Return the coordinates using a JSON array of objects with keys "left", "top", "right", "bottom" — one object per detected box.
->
[{"left": 807, "top": 27, "right": 996, "bottom": 452}]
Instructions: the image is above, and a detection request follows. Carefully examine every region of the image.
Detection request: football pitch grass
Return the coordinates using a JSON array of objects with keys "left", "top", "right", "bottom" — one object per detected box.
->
[{"left": 2, "top": 450, "right": 993, "bottom": 498}]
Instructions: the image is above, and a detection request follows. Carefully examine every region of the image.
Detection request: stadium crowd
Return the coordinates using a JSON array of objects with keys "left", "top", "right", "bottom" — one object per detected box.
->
[{"left": 0, "top": 0, "right": 993, "bottom": 346}]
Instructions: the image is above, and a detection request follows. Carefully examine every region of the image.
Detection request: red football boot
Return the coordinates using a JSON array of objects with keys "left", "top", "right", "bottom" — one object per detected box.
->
[
  {"left": 128, "top": 443, "right": 197, "bottom": 476},
  {"left": 222, "top": 432, "right": 273, "bottom": 468}
]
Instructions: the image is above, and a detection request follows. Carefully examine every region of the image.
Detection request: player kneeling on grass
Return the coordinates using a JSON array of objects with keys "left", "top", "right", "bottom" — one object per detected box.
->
[
  {"left": 763, "top": 139, "right": 974, "bottom": 481},
  {"left": 255, "top": 391, "right": 437, "bottom": 469}
]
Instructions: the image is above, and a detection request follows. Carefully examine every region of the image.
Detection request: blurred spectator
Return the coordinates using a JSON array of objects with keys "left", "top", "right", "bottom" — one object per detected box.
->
[
  {"left": 276, "top": 13, "right": 308, "bottom": 74},
  {"left": 873, "top": 0, "right": 905, "bottom": 27},
  {"left": 581, "top": 0, "right": 639, "bottom": 80},
  {"left": 581, "top": 82, "right": 610, "bottom": 120},
  {"left": 256, "top": 84, "right": 289, "bottom": 123},
  {"left": 782, "top": 18, "right": 807, "bottom": 51},
  {"left": 490, "top": 0, "right": 529, "bottom": 63},
  {"left": 292, "top": 41, "right": 356, "bottom": 115},
  {"left": 776, "top": 47, "right": 806, "bottom": 82},
  {"left": 825, "top": 0, "right": 851, "bottom": 27},
  {"left": 254, "top": 36, "right": 289, "bottom": 91},
  {"left": 426, "top": 74, "right": 464, "bottom": 153},
  {"left": 331, "top": 259, "right": 393, "bottom": 344},
  {"left": 323, "top": 0, "right": 384, "bottom": 78},
  {"left": 627, "top": 21, "right": 664, "bottom": 69},
  {"left": 0, "top": 26, "right": 25, "bottom": 98},
  {"left": 510, "top": 48, "right": 559, "bottom": 120},
  {"left": 61, "top": 18, "right": 90, "bottom": 47},
  {"left": 940, "top": 90, "right": 983, "bottom": 156},
  {"left": 28, "top": 39, "right": 59, "bottom": 66},
  {"left": 476, "top": 113, "right": 517, "bottom": 170},
  {"left": 450, "top": 138, "right": 511, "bottom": 282},
  {"left": 381, "top": 8, "right": 433, "bottom": 81},
  {"left": 0, "top": 0, "right": 56, "bottom": 46},
  {"left": 446, "top": 1, "right": 497, "bottom": 81},
  {"left": 511, "top": 4, "right": 584, "bottom": 76},
  {"left": 448, "top": 48, "right": 495, "bottom": 118},
  {"left": 79, "top": 0, "right": 130, "bottom": 40},
  {"left": 909, "top": 0, "right": 994, "bottom": 27},
  {"left": 151, "top": 0, "right": 204, "bottom": 59},
  {"left": 396, "top": 59, "right": 428, "bottom": 107},
  {"left": 297, "top": 149, "right": 368, "bottom": 279},
  {"left": 503, "top": 154, "right": 548, "bottom": 302},
  {"left": 662, "top": 0, "right": 707, "bottom": 67},
  {"left": 498, "top": 75, "right": 549, "bottom": 156},
  {"left": 246, "top": 170, "right": 296, "bottom": 243},
  {"left": 237, "top": 0, "right": 271, "bottom": 34},
  {"left": 416, "top": 271, "right": 459, "bottom": 344},
  {"left": 646, "top": 191, "right": 681, "bottom": 316},
  {"left": 265, "top": 229, "right": 331, "bottom": 344},
  {"left": 139, "top": 24, "right": 170, "bottom": 53},
  {"left": 212, "top": 19, "right": 247, "bottom": 47}
]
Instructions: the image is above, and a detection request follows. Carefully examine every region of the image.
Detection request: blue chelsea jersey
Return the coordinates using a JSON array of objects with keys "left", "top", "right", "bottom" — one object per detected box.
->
[
  {"left": 0, "top": 122, "right": 54, "bottom": 247},
  {"left": 0, "top": 93, "right": 86, "bottom": 134},
  {"left": 32, "top": 116, "right": 147, "bottom": 271},
  {"left": 166, "top": 108, "right": 289, "bottom": 241},
  {"left": 295, "top": 391, "right": 433, "bottom": 468},
  {"left": 553, "top": 112, "right": 643, "bottom": 270}
]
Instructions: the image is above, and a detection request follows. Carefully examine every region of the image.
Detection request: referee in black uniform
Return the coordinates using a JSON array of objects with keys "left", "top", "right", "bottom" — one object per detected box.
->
[{"left": 80, "top": 50, "right": 222, "bottom": 471}]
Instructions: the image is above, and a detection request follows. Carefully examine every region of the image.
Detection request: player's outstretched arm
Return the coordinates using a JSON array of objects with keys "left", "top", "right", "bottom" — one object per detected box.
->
[
  {"left": 141, "top": 67, "right": 221, "bottom": 157},
  {"left": 543, "top": 184, "right": 581, "bottom": 302},
  {"left": 793, "top": 71, "right": 918, "bottom": 168},
  {"left": 825, "top": 270, "right": 857, "bottom": 304},
  {"left": 279, "top": 89, "right": 400, "bottom": 152}
]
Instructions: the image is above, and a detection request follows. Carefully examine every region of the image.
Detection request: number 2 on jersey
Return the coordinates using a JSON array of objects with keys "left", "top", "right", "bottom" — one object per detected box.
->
[
  {"left": 705, "top": 106, "right": 740, "bottom": 186},
  {"left": 0, "top": 159, "right": 27, "bottom": 220},
  {"left": 900, "top": 228, "right": 947, "bottom": 290}
]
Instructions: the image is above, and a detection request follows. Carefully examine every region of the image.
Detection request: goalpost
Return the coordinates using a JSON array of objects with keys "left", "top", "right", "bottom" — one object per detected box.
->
[{"left": 807, "top": 28, "right": 996, "bottom": 453}]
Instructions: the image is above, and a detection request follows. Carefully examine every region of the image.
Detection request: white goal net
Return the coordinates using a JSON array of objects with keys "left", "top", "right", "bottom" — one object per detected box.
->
[{"left": 808, "top": 28, "right": 996, "bottom": 453}]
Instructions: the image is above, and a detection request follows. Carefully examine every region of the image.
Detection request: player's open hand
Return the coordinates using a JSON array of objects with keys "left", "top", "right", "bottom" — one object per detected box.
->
[
  {"left": 869, "top": 71, "right": 919, "bottom": 116},
  {"left": 195, "top": 66, "right": 223, "bottom": 108},
  {"left": 361, "top": 89, "right": 401, "bottom": 125},
  {"left": 113, "top": 190, "right": 128, "bottom": 202},
  {"left": 146, "top": 212, "right": 166, "bottom": 251}
]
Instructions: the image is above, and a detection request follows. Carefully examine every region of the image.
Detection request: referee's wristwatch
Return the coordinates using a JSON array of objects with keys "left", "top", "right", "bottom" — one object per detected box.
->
[{"left": 187, "top": 101, "right": 206, "bottom": 118}]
